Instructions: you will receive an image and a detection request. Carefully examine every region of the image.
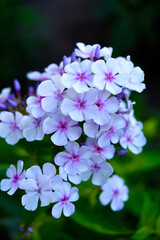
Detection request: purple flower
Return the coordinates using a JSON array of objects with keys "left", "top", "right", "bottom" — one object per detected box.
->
[
  {"left": 26, "top": 92, "right": 45, "bottom": 118},
  {"left": 85, "top": 138, "right": 115, "bottom": 160},
  {"left": 43, "top": 111, "right": 82, "bottom": 146},
  {"left": 51, "top": 182, "right": 79, "bottom": 218},
  {"left": 59, "top": 167, "right": 81, "bottom": 185},
  {"left": 92, "top": 59, "right": 128, "bottom": 94},
  {"left": 55, "top": 141, "right": 92, "bottom": 175},
  {"left": 93, "top": 89, "right": 120, "bottom": 125},
  {"left": 0, "top": 111, "right": 23, "bottom": 145},
  {"left": 21, "top": 115, "right": 46, "bottom": 142},
  {"left": 0, "top": 87, "right": 11, "bottom": 105},
  {"left": 120, "top": 126, "right": 146, "bottom": 154},
  {"left": 61, "top": 60, "right": 93, "bottom": 93},
  {"left": 83, "top": 120, "right": 99, "bottom": 138},
  {"left": 97, "top": 114, "right": 126, "bottom": 147},
  {"left": 61, "top": 89, "right": 97, "bottom": 122},
  {"left": 0, "top": 160, "right": 25, "bottom": 195},
  {"left": 37, "top": 74, "right": 65, "bottom": 113},
  {"left": 99, "top": 174, "right": 129, "bottom": 211},
  {"left": 26, "top": 71, "right": 50, "bottom": 81},
  {"left": 80, "top": 154, "right": 113, "bottom": 186},
  {"left": 44, "top": 62, "right": 64, "bottom": 76}
]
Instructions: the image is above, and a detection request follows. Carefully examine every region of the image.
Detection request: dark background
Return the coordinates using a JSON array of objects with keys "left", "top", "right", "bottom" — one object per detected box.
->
[{"left": 0, "top": 0, "right": 160, "bottom": 109}]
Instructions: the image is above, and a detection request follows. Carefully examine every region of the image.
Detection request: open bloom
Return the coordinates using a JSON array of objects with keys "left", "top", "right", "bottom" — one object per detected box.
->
[
  {"left": 83, "top": 120, "right": 99, "bottom": 138},
  {"left": 26, "top": 92, "right": 45, "bottom": 118},
  {"left": 0, "top": 111, "right": 23, "bottom": 145},
  {"left": 80, "top": 154, "right": 113, "bottom": 186},
  {"left": 61, "top": 89, "right": 97, "bottom": 122},
  {"left": 37, "top": 74, "right": 65, "bottom": 113},
  {"left": 120, "top": 126, "right": 146, "bottom": 154},
  {"left": 0, "top": 87, "right": 11, "bottom": 109},
  {"left": 26, "top": 71, "right": 50, "bottom": 81},
  {"left": 99, "top": 175, "right": 129, "bottom": 211},
  {"left": 92, "top": 59, "right": 128, "bottom": 94},
  {"left": 55, "top": 141, "right": 92, "bottom": 175},
  {"left": 0, "top": 160, "right": 25, "bottom": 195},
  {"left": 21, "top": 115, "right": 46, "bottom": 142},
  {"left": 97, "top": 114, "right": 126, "bottom": 147},
  {"left": 51, "top": 182, "right": 79, "bottom": 218},
  {"left": 59, "top": 167, "right": 82, "bottom": 185},
  {"left": 61, "top": 60, "right": 93, "bottom": 93},
  {"left": 43, "top": 110, "right": 82, "bottom": 146}
]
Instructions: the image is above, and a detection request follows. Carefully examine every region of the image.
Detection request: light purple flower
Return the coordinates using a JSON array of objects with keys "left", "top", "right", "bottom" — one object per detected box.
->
[
  {"left": 92, "top": 59, "right": 129, "bottom": 94},
  {"left": 85, "top": 138, "right": 115, "bottom": 160},
  {"left": 55, "top": 141, "right": 92, "bottom": 175},
  {"left": 93, "top": 89, "right": 120, "bottom": 125},
  {"left": 43, "top": 111, "right": 82, "bottom": 146},
  {"left": 0, "top": 87, "right": 11, "bottom": 105},
  {"left": 26, "top": 71, "right": 50, "bottom": 81},
  {"left": 20, "top": 174, "right": 53, "bottom": 211},
  {"left": 97, "top": 114, "right": 126, "bottom": 147},
  {"left": 61, "top": 89, "right": 97, "bottom": 122},
  {"left": 80, "top": 154, "right": 113, "bottom": 186},
  {"left": 83, "top": 120, "right": 99, "bottom": 138},
  {"left": 37, "top": 74, "right": 65, "bottom": 113},
  {"left": 59, "top": 167, "right": 81, "bottom": 185},
  {"left": 51, "top": 182, "right": 79, "bottom": 218},
  {"left": 44, "top": 62, "right": 64, "bottom": 76},
  {"left": 26, "top": 91, "right": 45, "bottom": 118},
  {"left": 0, "top": 111, "right": 23, "bottom": 145},
  {"left": 99, "top": 174, "right": 129, "bottom": 211},
  {"left": 120, "top": 126, "right": 146, "bottom": 154},
  {"left": 61, "top": 59, "right": 93, "bottom": 93},
  {"left": 75, "top": 42, "right": 112, "bottom": 61},
  {"left": 0, "top": 160, "right": 25, "bottom": 195},
  {"left": 21, "top": 115, "right": 46, "bottom": 142}
]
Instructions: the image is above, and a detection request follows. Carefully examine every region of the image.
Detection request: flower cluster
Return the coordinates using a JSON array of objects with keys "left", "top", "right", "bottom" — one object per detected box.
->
[{"left": 0, "top": 42, "right": 146, "bottom": 217}]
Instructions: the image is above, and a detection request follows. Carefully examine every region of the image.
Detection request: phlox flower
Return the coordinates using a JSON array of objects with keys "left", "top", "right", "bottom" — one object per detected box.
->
[
  {"left": 21, "top": 115, "right": 46, "bottom": 142},
  {"left": 0, "top": 87, "right": 11, "bottom": 108},
  {"left": 61, "top": 59, "right": 93, "bottom": 93},
  {"left": 92, "top": 59, "right": 128, "bottom": 94},
  {"left": 54, "top": 141, "right": 92, "bottom": 176},
  {"left": 75, "top": 42, "right": 113, "bottom": 61},
  {"left": 61, "top": 89, "right": 97, "bottom": 122},
  {"left": 80, "top": 154, "right": 113, "bottom": 186},
  {"left": 0, "top": 160, "right": 25, "bottom": 195},
  {"left": 120, "top": 126, "right": 146, "bottom": 154},
  {"left": 26, "top": 91, "right": 45, "bottom": 118},
  {"left": 85, "top": 137, "right": 115, "bottom": 160},
  {"left": 97, "top": 114, "right": 126, "bottom": 147},
  {"left": 43, "top": 111, "right": 82, "bottom": 146},
  {"left": 93, "top": 89, "right": 120, "bottom": 125},
  {"left": 44, "top": 62, "right": 64, "bottom": 76},
  {"left": 117, "top": 57, "right": 145, "bottom": 93},
  {"left": 37, "top": 74, "right": 65, "bottom": 113},
  {"left": 52, "top": 182, "right": 79, "bottom": 218},
  {"left": 0, "top": 111, "right": 23, "bottom": 145},
  {"left": 26, "top": 71, "right": 50, "bottom": 81},
  {"left": 99, "top": 175, "right": 129, "bottom": 211},
  {"left": 59, "top": 167, "right": 81, "bottom": 185}
]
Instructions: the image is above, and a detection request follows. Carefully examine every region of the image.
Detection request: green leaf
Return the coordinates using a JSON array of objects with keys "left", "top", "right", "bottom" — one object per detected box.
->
[{"left": 131, "top": 226, "right": 154, "bottom": 240}]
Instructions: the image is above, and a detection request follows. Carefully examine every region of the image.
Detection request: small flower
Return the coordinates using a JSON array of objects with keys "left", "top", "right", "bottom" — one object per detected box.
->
[
  {"left": 37, "top": 74, "right": 65, "bottom": 113},
  {"left": 99, "top": 175, "right": 129, "bottom": 211},
  {"left": 26, "top": 71, "right": 50, "bottom": 81},
  {"left": 51, "top": 182, "right": 79, "bottom": 218},
  {"left": 0, "top": 111, "right": 23, "bottom": 145},
  {"left": 59, "top": 167, "right": 81, "bottom": 185},
  {"left": 120, "top": 126, "right": 146, "bottom": 154},
  {"left": 0, "top": 160, "right": 25, "bottom": 195},
  {"left": 97, "top": 114, "right": 126, "bottom": 147},
  {"left": 80, "top": 154, "right": 113, "bottom": 186},
  {"left": 61, "top": 59, "right": 93, "bottom": 93},
  {"left": 0, "top": 87, "right": 11, "bottom": 106},
  {"left": 85, "top": 137, "right": 115, "bottom": 160},
  {"left": 44, "top": 62, "right": 64, "bottom": 76},
  {"left": 26, "top": 91, "right": 45, "bottom": 118},
  {"left": 93, "top": 89, "right": 120, "bottom": 125},
  {"left": 21, "top": 115, "right": 46, "bottom": 142},
  {"left": 83, "top": 120, "right": 99, "bottom": 138},
  {"left": 61, "top": 89, "right": 97, "bottom": 122},
  {"left": 43, "top": 111, "right": 82, "bottom": 146},
  {"left": 55, "top": 141, "right": 92, "bottom": 175},
  {"left": 92, "top": 59, "right": 128, "bottom": 94}
]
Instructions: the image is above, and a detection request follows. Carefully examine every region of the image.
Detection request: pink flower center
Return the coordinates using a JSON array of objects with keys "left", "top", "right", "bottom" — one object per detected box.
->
[
  {"left": 58, "top": 121, "right": 68, "bottom": 132},
  {"left": 95, "top": 100, "right": 104, "bottom": 110},
  {"left": 94, "top": 145, "right": 103, "bottom": 153},
  {"left": 71, "top": 154, "right": 79, "bottom": 162},
  {"left": 105, "top": 72, "right": 115, "bottom": 82},
  {"left": 76, "top": 99, "right": 86, "bottom": 110},
  {"left": 54, "top": 90, "right": 64, "bottom": 99},
  {"left": 126, "top": 135, "right": 133, "bottom": 143},
  {"left": 13, "top": 174, "right": 19, "bottom": 183},
  {"left": 113, "top": 189, "right": 119, "bottom": 197},
  {"left": 61, "top": 195, "right": 69, "bottom": 205},
  {"left": 36, "top": 187, "right": 41, "bottom": 194},
  {"left": 107, "top": 126, "right": 114, "bottom": 135},
  {"left": 76, "top": 72, "right": 86, "bottom": 82},
  {"left": 91, "top": 163, "right": 101, "bottom": 172},
  {"left": 10, "top": 121, "right": 19, "bottom": 131},
  {"left": 33, "top": 118, "right": 42, "bottom": 128}
]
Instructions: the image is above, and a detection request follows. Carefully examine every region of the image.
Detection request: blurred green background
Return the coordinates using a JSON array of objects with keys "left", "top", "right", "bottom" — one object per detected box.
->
[{"left": 0, "top": 0, "right": 160, "bottom": 239}]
